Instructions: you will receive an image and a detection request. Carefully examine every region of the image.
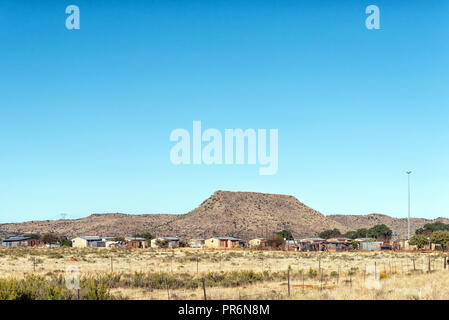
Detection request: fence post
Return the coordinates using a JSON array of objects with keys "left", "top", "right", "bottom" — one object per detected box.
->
[
  {"left": 363, "top": 265, "right": 366, "bottom": 282},
  {"left": 166, "top": 278, "right": 170, "bottom": 300},
  {"left": 337, "top": 265, "right": 340, "bottom": 285},
  {"left": 33, "top": 257, "right": 36, "bottom": 272},
  {"left": 288, "top": 268, "right": 291, "bottom": 297},
  {"left": 110, "top": 257, "right": 113, "bottom": 272},
  {"left": 302, "top": 272, "right": 305, "bottom": 292},
  {"left": 318, "top": 255, "right": 321, "bottom": 273},
  {"left": 202, "top": 278, "right": 207, "bottom": 301},
  {"left": 320, "top": 269, "right": 323, "bottom": 291},
  {"left": 444, "top": 256, "right": 447, "bottom": 270},
  {"left": 349, "top": 273, "right": 352, "bottom": 288},
  {"left": 428, "top": 257, "right": 431, "bottom": 273},
  {"left": 412, "top": 258, "right": 416, "bottom": 271}
]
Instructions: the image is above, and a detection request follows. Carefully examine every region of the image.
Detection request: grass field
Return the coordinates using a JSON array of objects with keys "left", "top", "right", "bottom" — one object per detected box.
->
[{"left": 1, "top": 247, "right": 448, "bottom": 300}]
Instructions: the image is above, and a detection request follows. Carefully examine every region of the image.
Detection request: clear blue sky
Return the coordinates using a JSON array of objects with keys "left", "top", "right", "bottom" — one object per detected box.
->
[{"left": 0, "top": 1, "right": 448, "bottom": 223}]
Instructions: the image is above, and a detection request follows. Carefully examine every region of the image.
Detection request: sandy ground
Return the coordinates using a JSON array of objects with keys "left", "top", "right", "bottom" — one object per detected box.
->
[{"left": 1, "top": 247, "right": 448, "bottom": 299}]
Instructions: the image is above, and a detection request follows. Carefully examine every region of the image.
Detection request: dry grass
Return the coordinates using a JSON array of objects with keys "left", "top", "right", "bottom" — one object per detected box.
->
[{"left": 0, "top": 247, "right": 448, "bottom": 300}]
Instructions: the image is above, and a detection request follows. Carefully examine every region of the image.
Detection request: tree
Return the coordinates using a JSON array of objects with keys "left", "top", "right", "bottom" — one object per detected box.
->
[
  {"left": 155, "top": 239, "right": 169, "bottom": 248},
  {"left": 430, "top": 230, "right": 449, "bottom": 251},
  {"left": 408, "top": 234, "right": 428, "bottom": 249},
  {"left": 343, "top": 228, "right": 368, "bottom": 239},
  {"left": 41, "top": 233, "right": 59, "bottom": 244},
  {"left": 275, "top": 230, "right": 293, "bottom": 240},
  {"left": 367, "top": 224, "right": 392, "bottom": 241},
  {"left": 264, "top": 234, "right": 285, "bottom": 249},
  {"left": 318, "top": 228, "right": 341, "bottom": 239},
  {"left": 416, "top": 222, "right": 449, "bottom": 236},
  {"left": 58, "top": 236, "right": 72, "bottom": 247}
]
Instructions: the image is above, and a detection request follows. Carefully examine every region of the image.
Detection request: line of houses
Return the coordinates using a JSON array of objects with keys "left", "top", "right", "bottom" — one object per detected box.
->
[{"left": 0, "top": 234, "right": 428, "bottom": 251}]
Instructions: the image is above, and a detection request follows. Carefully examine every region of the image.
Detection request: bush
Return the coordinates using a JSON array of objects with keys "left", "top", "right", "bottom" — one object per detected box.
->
[{"left": 409, "top": 234, "right": 428, "bottom": 249}]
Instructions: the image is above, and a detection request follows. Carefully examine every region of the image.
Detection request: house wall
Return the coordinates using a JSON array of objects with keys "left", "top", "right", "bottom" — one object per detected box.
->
[
  {"left": 249, "top": 239, "right": 262, "bottom": 248},
  {"left": 205, "top": 238, "right": 227, "bottom": 248},
  {"left": 150, "top": 238, "right": 177, "bottom": 248},
  {"left": 227, "top": 240, "right": 239, "bottom": 248},
  {"left": 189, "top": 240, "right": 205, "bottom": 248},
  {"left": 126, "top": 240, "right": 147, "bottom": 248},
  {"left": 205, "top": 238, "right": 239, "bottom": 249},
  {"left": 72, "top": 238, "right": 88, "bottom": 248}
]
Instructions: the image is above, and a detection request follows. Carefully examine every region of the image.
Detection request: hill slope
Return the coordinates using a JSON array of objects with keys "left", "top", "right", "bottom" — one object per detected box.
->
[
  {"left": 1, "top": 191, "right": 447, "bottom": 241},
  {"left": 0, "top": 191, "right": 346, "bottom": 240},
  {"left": 151, "top": 190, "right": 348, "bottom": 240}
]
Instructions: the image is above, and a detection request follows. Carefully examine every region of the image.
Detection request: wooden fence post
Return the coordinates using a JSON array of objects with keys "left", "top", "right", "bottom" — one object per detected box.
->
[
  {"left": 166, "top": 278, "right": 170, "bottom": 300},
  {"left": 412, "top": 258, "right": 416, "bottom": 271},
  {"left": 288, "top": 268, "right": 291, "bottom": 297},
  {"left": 320, "top": 269, "right": 323, "bottom": 291},
  {"left": 202, "top": 278, "right": 207, "bottom": 301},
  {"left": 444, "top": 256, "right": 447, "bottom": 270},
  {"left": 428, "top": 257, "right": 431, "bottom": 273},
  {"left": 302, "top": 272, "right": 305, "bottom": 292}
]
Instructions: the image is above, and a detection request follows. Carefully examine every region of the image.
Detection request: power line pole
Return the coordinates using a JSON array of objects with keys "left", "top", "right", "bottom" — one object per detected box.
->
[{"left": 406, "top": 171, "right": 412, "bottom": 240}]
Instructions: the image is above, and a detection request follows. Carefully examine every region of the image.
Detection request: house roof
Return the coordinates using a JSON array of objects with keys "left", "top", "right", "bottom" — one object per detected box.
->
[
  {"left": 77, "top": 236, "right": 102, "bottom": 241},
  {"left": 302, "top": 237, "right": 325, "bottom": 241},
  {"left": 126, "top": 237, "right": 147, "bottom": 241},
  {"left": 156, "top": 237, "right": 179, "bottom": 241},
  {"left": 190, "top": 238, "right": 205, "bottom": 241},
  {"left": 216, "top": 237, "right": 241, "bottom": 241},
  {"left": 3, "top": 236, "right": 32, "bottom": 242},
  {"left": 355, "top": 238, "right": 376, "bottom": 242}
]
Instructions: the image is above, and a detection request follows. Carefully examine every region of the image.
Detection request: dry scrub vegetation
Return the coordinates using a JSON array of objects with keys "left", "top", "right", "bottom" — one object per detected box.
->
[{"left": 0, "top": 247, "right": 448, "bottom": 300}]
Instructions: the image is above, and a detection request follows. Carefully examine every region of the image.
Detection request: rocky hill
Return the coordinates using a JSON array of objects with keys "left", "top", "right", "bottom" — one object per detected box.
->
[
  {"left": 0, "top": 191, "right": 346, "bottom": 240},
  {"left": 0, "top": 191, "right": 447, "bottom": 241},
  {"left": 0, "top": 213, "right": 178, "bottom": 239},
  {"left": 149, "top": 191, "right": 348, "bottom": 240}
]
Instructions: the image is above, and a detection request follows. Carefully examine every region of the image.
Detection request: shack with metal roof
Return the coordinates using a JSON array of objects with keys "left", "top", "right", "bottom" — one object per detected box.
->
[{"left": 0, "top": 236, "right": 40, "bottom": 247}]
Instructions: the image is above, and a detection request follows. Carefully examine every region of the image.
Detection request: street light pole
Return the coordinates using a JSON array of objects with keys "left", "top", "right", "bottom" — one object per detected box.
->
[{"left": 406, "top": 171, "right": 412, "bottom": 240}]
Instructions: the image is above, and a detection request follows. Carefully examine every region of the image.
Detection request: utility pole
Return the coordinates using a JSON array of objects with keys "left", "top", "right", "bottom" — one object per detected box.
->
[{"left": 406, "top": 171, "right": 412, "bottom": 240}]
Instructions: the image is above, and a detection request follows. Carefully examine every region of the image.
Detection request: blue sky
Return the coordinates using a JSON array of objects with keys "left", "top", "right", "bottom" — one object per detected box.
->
[{"left": 0, "top": 1, "right": 448, "bottom": 223}]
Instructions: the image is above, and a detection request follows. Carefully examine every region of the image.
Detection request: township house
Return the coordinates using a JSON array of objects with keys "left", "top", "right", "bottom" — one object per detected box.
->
[
  {"left": 189, "top": 238, "right": 205, "bottom": 248},
  {"left": 297, "top": 237, "right": 326, "bottom": 251},
  {"left": 72, "top": 236, "right": 105, "bottom": 248},
  {"left": 150, "top": 237, "right": 180, "bottom": 248},
  {"left": 249, "top": 238, "right": 265, "bottom": 248},
  {"left": 125, "top": 237, "right": 148, "bottom": 249},
  {"left": 0, "top": 236, "right": 40, "bottom": 247},
  {"left": 324, "top": 237, "right": 352, "bottom": 252},
  {"left": 205, "top": 237, "right": 241, "bottom": 249}
]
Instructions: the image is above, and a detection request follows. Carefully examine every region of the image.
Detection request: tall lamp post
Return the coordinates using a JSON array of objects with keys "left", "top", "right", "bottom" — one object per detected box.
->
[{"left": 406, "top": 171, "right": 412, "bottom": 240}]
